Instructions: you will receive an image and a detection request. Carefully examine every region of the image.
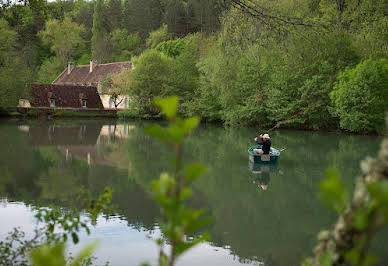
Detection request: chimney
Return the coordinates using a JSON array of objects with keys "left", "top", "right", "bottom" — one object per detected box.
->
[
  {"left": 90, "top": 60, "right": 97, "bottom": 73},
  {"left": 67, "top": 62, "right": 74, "bottom": 75}
]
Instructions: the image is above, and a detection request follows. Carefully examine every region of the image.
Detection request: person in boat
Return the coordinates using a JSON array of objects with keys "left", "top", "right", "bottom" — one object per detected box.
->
[{"left": 253, "top": 133, "right": 271, "bottom": 155}]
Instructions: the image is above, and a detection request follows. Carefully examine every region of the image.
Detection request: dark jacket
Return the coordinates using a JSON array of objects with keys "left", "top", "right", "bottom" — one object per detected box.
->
[{"left": 256, "top": 139, "right": 271, "bottom": 154}]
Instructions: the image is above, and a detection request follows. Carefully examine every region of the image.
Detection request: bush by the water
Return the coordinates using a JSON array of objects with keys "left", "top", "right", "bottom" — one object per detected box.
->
[{"left": 331, "top": 59, "right": 388, "bottom": 133}]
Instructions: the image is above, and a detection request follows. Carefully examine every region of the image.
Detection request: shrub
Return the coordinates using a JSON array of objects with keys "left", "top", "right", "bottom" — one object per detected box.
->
[
  {"left": 156, "top": 38, "right": 188, "bottom": 57},
  {"left": 330, "top": 59, "right": 388, "bottom": 133}
]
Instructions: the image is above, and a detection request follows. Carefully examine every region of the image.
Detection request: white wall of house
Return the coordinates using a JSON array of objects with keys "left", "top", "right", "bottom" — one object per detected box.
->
[
  {"left": 99, "top": 94, "right": 130, "bottom": 109},
  {"left": 18, "top": 99, "right": 31, "bottom": 108}
]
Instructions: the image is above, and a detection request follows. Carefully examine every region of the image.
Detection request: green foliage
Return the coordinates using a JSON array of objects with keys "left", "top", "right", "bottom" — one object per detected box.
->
[
  {"left": 0, "top": 187, "right": 112, "bottom": 266},
  {"left": 29, "top": 242, "right": 97, "bottom": 266},
  {"left": 53, "top": 110, "right": 116, "bottom": 118},
  {"left": 319, "top": 168, "right": 349, "bottom": 214},
  {"left": 144, "top": 96, "right": 210, "bottom": 266},
  {"left": 126, "top": 50, "right": 172, "bottom": 114},
  {"left": 0, "top": 19, "right": 30, "bottom": 108},
  {"left": 146, "top": 24, "right": 171, "bottom": 48},
  {"left": 331, "top": 59, "right": 388, "bottom": 133},
  {"left": 38, "top": 17, "right": 85, "bottom": 63},
  {"left": 156, "top": 38, "right": 188, "bottom": 57},
  {"left": 0, "top": 0, "right": 387, "bottom": 129},
  {"left": 91, "top": 0, "right": 110, "bottom": 63},
  {"left": 110, "top": 29, "right": 142, "bottom": 61},
  {"left": 37, "top": 56, "right": 65, "bottom": 83},
  {"left": 76, "top": 54, "right": 92, "bottom": 65}
]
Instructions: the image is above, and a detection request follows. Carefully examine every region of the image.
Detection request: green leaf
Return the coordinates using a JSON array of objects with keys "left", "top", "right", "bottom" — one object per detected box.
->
[
  {"left": 353, "top": 209, "right": 369, "bottom": 230},
  {"left": 319, "top": 168, "right": 349, "bottom": 214},
  {"left": 30, "top": 243, "right": 66, "bottom": 266},
  {"left": 144, "top": 125, "right": 169, "bottom": 143},
  {"left": 319, "top": 251, "right": 335, "bottom": 266},
  {"left": 180, "top": 188, "right": 192, "bottom": 201},
  {"left": 182, "top": 116, "right": 200, "bottom": 134},
  {"left": 166, "top": 124, "right": 185, "bottom": 142},
  {"left": 71, "top": 232, "right": 79, "bottom": 244},
  {"left": 185, "top": 163, "right": 207, "bottom": 183},
  {"left": 71, "top": 242, "right": 98, "bottom": 266},
  {"left": 154, "top": 96, "right": 179, "bottom": 119},
  {"left": 345, "top": 249, "right": 360, "bottom": 265},
  {"left": 158, "top": 172, "right": 172, "bottom": 195},
  {"left": 368, "top": 180, "right": 388, "bottom": 205}
]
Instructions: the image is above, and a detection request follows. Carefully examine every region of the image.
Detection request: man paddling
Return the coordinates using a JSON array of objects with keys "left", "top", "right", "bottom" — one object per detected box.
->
[{"left": 253, "top": 133, "right": 271, "bottom": 155}]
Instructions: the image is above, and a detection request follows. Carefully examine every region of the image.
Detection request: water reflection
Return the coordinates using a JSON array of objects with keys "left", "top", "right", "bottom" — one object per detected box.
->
[
  {"left": 248, "top": 161, "right": 284, "bottom": 191},
  {"left": 0, "top": 120, "right": 387, "bottom": 265}
]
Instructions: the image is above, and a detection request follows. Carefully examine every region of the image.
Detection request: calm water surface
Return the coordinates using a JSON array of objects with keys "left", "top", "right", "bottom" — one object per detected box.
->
[{"left": 0, "top": 119, "right": 387, "bottom": 266}]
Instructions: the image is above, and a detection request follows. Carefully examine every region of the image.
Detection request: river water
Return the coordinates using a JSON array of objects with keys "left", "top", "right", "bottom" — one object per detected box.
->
[{"left": 0, "top": 119, "right": 386, "bottom": 266}]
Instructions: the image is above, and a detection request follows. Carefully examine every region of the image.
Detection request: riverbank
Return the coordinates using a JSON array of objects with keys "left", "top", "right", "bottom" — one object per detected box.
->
[
  {"left": 2, "top": 107, "right": 117, "bottom": 118},
  {"left": 0, "top": 107, "right": 382, "bottom": 135}
]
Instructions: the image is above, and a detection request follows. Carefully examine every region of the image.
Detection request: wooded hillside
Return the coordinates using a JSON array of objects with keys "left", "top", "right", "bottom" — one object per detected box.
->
[{"left": 0, "top": 0, "right": 387, "bottom": 133}]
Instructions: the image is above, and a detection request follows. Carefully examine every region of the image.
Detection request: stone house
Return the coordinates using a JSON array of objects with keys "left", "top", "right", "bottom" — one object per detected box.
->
[
  {"left": 26, "top": 83, "right": 104, "bottom": 109},
  {"left": 53, "top": 61, "right": 132, "bottom": 109}
]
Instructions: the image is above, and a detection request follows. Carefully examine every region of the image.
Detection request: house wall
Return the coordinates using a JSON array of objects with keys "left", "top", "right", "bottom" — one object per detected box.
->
[{"left": 100, "top": 94, "right": 130, "bottom": 109}]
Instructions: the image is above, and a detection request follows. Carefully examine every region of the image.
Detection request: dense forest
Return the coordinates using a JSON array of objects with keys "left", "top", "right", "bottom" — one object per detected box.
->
[{"left": 0, "top": 0, "right": 387, "bottom": 133}]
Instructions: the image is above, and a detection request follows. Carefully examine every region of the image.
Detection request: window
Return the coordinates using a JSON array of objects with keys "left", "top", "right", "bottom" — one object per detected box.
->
[
  {"left": 50, "top": 98, "right": 55, "bottom": 108},
  {"left": 82, "top": 99, "right": 87, "bottom": 108}
]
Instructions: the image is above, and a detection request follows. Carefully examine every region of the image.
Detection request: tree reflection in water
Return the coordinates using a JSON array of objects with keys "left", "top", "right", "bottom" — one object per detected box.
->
[{"left": 0, "top": 120, "right": 387, "bottom": 266}]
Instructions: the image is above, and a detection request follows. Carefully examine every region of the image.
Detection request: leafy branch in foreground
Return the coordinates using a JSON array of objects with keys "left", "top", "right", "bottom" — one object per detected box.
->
[
  {"left": 0, "top": 187, "right": 113, "bottom": 266},
  {"left": 304, "top": 118, "right": 388, "bottom": 266},
  {"left": 143, "top": 96, "right": 211, "bottom": 266}
]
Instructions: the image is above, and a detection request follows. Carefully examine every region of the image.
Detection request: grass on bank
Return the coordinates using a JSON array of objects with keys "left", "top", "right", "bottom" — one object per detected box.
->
[{"left": 52, "top": 109, "right": 116, "bottom": 118}]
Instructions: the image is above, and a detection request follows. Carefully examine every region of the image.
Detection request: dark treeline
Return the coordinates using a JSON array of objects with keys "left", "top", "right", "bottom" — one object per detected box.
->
[{"left": 0, "top": 0, "right": 387, "bottom": 133}]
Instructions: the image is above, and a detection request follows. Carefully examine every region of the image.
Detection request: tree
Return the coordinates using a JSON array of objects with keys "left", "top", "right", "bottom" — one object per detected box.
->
[
  {"left": 188, "top": 0, "right": 222, "bottom": 33},
  {"left": 105, "top": 0, "right": 122, "bottom": 31},
  {"left": 100, "top": 71, "right": 129, "bottom": 109},
  {"left": 73, "top": 1, "right": 95, "bottom": 47},
  {"left": 330, "top": 59, "right": 388, "bottom": 133},
  {"left": 110, "top": 29, "right": 142, "bottom": 61},
  {"left": 122, "top": 0, "right": 163, "bottom": 39},
  {"left": 38, "top": 17, "right": 85, "bottom": 64},
  {"left": 36, "top": 56, "right": 64, "bottom": 83},
  {"left": 163, "top": 0, "right": 190, "bottom": 36},
  {"left": 0, "top": 19, "right": 29, "bottom": 108},
  {"left": 156, "top": 38, "right": 188, "bottom": 57},
  {"left": 127, "top": 49, "right": 172, "bottom": 113},
  {"left": 91, "top": 0, "right": 110, "bottom": 63},
  {"left": 146, "top": 24, "right": 171, "bottom": 48}
]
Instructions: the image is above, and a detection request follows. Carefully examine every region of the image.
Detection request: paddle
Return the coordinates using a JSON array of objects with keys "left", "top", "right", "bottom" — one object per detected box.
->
[{"left": 279, "top": 148, "right": 287, "bottom": 152}]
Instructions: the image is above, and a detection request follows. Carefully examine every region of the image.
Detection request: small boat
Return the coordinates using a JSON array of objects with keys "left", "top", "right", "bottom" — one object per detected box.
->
[{"left": 248, "top": 145, "right": 281, "bottom": 163}]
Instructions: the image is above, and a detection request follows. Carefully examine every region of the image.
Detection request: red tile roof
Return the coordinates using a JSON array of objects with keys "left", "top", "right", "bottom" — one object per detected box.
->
[
  {"left": 28, "top": 83, "right": 104, "bottom": 109},
  {"left": 53, "top": 62, "right": 132, "bottom": 85}
]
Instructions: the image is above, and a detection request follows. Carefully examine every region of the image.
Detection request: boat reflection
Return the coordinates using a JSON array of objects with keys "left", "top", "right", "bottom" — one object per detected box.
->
[{"left": 249, "top": 160, "right": 282, "bottom": 190}]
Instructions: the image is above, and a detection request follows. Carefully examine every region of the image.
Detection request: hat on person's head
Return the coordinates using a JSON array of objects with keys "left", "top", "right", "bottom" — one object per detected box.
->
[{"left": 263, "top": 133, "right": 270, "bottom": 139}]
